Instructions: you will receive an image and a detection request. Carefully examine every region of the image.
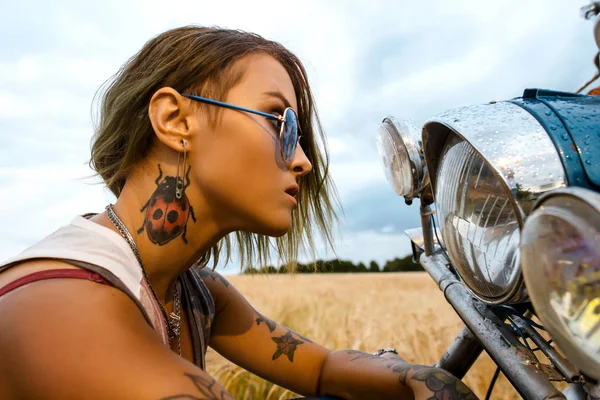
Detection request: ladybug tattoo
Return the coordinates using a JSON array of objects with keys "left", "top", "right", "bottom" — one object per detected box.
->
[{"left": 138, "top": 164, "right": 196, "bottom": 245}]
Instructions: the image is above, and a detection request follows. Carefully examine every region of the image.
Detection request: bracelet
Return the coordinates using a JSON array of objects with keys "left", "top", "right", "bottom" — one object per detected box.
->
[{"left": 372, "top": 347, "right": 398, "bottom": 357}]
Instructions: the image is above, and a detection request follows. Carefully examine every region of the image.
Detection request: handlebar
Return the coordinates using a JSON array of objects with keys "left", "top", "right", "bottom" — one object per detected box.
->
[{"left": 581, "top": 1, "right": 600, "bottom": 19}]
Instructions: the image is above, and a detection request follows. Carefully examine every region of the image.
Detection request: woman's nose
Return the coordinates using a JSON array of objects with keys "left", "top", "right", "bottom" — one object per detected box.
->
[{"left": 290, "top": 143, "right": 312, "bottom": 176}]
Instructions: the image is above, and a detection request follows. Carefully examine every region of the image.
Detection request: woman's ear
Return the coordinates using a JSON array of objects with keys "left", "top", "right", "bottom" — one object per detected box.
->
[{"left": 148, "top": 87, "right": 202, "bottom": 152}]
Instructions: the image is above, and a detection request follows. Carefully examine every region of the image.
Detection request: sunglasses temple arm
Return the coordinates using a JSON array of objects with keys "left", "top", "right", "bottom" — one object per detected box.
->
[{"left": 181, "top": 94, "right": 279, "bottom": 120}]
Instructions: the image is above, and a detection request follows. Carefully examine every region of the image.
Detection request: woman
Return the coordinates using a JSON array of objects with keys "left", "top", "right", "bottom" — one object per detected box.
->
[{"left": 0, "top": 27, "right": 477, "bottom": 399}]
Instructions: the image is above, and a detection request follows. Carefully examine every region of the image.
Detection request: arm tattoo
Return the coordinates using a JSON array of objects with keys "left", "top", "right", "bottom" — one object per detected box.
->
[
  {"left": 272, "top": 330, "right": 305, "bottom": 362},
  {"left": 392, "top": 364, "right": 478, "bottom": 400},
  {"left": 160, "top": 372, "right": 234, "bottom": 400},
  {"left": 250, "top": 306, "right": 314, "bottom": 342},
  {"left": 255, "top": 314, "right": 277, "bottom": 332},
  {"left": 249, "top": 305, "right": 277, "bottom": 332},
  {"left": 137, "top": 164, "right": 197, "bottom": 245},
  {"left": 197, "top": 269, "right": 229, "bottom": 288}
]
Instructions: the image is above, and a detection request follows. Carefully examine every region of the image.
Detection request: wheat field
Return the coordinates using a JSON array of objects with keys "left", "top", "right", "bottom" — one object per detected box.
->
[{"left": 205, "top": 272, "right": 522, "bottom": 399}]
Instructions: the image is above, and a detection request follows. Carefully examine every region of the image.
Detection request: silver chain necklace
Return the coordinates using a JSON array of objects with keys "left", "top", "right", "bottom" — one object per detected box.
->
[{"left": 105, "top": 204, "right": 182, "bottom": 355}]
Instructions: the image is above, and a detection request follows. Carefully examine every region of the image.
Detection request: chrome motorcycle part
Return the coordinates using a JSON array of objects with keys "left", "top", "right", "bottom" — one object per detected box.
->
[
  {"left": 511, "top": 314, "right": 581, "bottom": 382},
  {"left": 521, "top": 187, "right": 600, "bottom": 381},
  {"left": 423, "top": 101, "right": 566, "bottom": 304},
  {"left": 420, "top": 253, "right": 565, "bottom": 399},
  {"left": 376, "top": 117, "right": 425, "bottom": 200},
  {"left": 419, "top": 202, "right": 435, "bottom": 256},
  {"left": 437, "top": 326, "right": 483, "bottom": 380},
  {"left": 404, "top": 225, "right": 441, "bottom": 261},
  {"left": 435, "top": 137, "right": 523, "bottom": 304}
]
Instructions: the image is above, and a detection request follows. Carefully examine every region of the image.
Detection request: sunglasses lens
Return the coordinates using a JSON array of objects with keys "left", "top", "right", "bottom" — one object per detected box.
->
[{"left": 281, "top": 108, "right": 298, "bottom": 163}]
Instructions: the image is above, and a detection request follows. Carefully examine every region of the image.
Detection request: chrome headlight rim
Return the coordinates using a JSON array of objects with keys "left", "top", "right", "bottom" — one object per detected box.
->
[
  {"left": 377, "top": 116, "right": 425, "bottom": 200},
  {"left": 531, "top": 186, "right": 600, "bottom": 212},
  {"left": 423, "top": 101, "right": 567, "bottom": 217},
  {"left": 521, "top": 186, "right": 600, "bottom": 381}
]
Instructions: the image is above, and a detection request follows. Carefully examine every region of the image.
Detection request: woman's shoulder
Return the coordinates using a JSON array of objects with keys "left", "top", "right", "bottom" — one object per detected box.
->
[
  {"left": 0, "top": 265, "right": 188, "bottom": 400},
  {"left": 1, "top": 215, "right": 146, "bottom": 297},
  {"left": 0, "top": 258, "right": 82, "bottom": 292}
]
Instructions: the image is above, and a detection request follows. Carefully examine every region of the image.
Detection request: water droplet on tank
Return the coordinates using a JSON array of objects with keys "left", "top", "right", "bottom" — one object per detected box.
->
[
  {"left": 586, "top": 159, "right": 592, "bottom": 165},
  {"left": 550, "top": 125, "right": 557, "bottom": 131},
  {"left": 561, "top": 134, "right": 569, "bottom": 141},
  {"left": 544, "top": 111, "right": 552, "bottom": 116}
]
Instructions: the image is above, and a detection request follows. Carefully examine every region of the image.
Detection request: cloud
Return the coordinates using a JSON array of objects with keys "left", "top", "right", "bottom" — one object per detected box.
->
[
  {"left": 340, "top": 183, "right": 421, "bottom": 233},
  {"left": 0, "top": 0, "right": 598, "bottom": 267}
]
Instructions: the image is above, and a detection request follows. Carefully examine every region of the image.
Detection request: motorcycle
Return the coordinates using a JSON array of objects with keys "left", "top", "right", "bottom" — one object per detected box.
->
[{"left": 372, "top": 3, "right": 600, "bottom": 399}]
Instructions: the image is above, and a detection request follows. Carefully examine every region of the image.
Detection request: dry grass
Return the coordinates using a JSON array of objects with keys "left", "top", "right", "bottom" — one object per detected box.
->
[{"left": 205, "top": 272, "right": 522, "bottom": 399}]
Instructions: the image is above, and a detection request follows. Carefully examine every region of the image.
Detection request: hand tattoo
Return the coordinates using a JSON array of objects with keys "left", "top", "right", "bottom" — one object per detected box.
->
[
  {"left": 138, "top": 164, "right": 197, "bottom": 245},
  {"left": 160, "top": 373, "right": 234, "bottom": 400},
  {"left": 393, "top": 365, "right": 478, "bottom": 400},
  {"left": 197, "top": 269, "right": 229, "bottom": 288},
  {"left": 272, "top": 330, "right": 304, "bottom": 362}
]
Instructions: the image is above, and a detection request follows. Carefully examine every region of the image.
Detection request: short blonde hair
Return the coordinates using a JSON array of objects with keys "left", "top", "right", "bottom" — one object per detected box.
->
[{"left": 90, "top": 26, "right": 339, "bottom": 270}]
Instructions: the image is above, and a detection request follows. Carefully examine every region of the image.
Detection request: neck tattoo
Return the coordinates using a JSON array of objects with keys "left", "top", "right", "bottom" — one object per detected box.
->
[{"left": 105, "top": 204, "right": 182, "bottom": 355}]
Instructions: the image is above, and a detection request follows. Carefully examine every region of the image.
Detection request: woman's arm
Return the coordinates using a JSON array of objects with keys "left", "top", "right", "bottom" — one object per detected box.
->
[
  {"left": 0, "top": 271, "right": 234, "bottom": 400},
  {"left": 200, "top": 270, "right": 477, "bottom": 400},
  {"left": 200, "top": 269, "right": 330, "bottom": 397},
  {"left": 317, "top": 350, "right": 478, "bottom": 400}
]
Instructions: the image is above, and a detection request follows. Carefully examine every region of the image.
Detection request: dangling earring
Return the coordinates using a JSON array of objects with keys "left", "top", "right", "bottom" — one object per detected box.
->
[{"left": 175, "top": 139, "right": 187, "bottom": 199}]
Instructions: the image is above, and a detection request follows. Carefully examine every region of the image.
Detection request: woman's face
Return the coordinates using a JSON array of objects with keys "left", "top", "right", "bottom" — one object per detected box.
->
[{"left": 187, "top": 54, "right": 312, "bottom": 236}]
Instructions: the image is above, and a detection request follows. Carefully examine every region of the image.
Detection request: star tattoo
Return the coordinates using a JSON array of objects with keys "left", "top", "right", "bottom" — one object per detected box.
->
[{"left": 271, "top": 330, "right": 304, "bottom": 362}]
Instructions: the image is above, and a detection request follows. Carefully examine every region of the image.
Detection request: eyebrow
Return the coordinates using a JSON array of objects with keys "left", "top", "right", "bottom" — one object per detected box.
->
[{"left": 263, "top": 91, "right": 292, "bottom": 109}]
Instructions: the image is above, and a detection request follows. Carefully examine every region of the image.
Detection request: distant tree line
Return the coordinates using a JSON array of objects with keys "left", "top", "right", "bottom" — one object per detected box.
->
[{"left": 243, "top": 255, "right": 423, "bottom": 274}]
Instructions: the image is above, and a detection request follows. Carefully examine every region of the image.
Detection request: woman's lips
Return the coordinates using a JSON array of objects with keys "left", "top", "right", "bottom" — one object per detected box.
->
[{"left": 286, "top": 192, "right": 297, "bottom": 207}]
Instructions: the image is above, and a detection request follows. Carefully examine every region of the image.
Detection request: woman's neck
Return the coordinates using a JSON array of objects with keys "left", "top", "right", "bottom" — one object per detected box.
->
[{"left": 92, "top": 165, "right": 227, "bottom": 304}]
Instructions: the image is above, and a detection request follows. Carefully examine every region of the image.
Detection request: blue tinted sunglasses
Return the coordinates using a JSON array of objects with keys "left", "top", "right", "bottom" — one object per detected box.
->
[{"left": 180, "top": 93, "right": 300, "bottom": 164}]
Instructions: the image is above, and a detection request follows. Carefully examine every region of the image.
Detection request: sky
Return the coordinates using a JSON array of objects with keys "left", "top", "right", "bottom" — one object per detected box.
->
[{"left": 0, "top": 0, "right": 598, "bottom": 273}]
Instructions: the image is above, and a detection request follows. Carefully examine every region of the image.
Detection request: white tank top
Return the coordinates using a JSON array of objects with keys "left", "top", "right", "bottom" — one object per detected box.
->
[
  {"left": 0, "top": 216, "right": 171, "bottom": 345},
  {"left": 0, "top": 215, "right": 216, "bottom": 369}
]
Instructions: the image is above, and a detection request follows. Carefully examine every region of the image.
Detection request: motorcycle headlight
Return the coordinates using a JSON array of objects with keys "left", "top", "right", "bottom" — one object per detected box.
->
[
  {"left": 521, "top": 187, "right": 600, "bottom": 381},
  {"left": 376, "top": 117, "right": 425, "bottom": 200},
  {"left": 424, "top": 101, "right": 567, "bottom": 304},
  {"left": 436, "top": 136, "right": 522, "bottom": 302}
]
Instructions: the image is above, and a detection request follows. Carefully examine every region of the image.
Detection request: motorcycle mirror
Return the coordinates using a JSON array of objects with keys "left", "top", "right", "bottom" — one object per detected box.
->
[
  {"left": 580, "top": 2, "right": 600, "bottom": 47},
  {"left": 595, "top": 13, "right": 600, "bottom": 48}
]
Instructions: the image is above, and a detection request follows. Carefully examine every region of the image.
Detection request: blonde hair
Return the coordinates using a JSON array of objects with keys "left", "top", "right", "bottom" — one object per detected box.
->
[{"left": 90, "top": 26, "right": 339, "bottom": 270}]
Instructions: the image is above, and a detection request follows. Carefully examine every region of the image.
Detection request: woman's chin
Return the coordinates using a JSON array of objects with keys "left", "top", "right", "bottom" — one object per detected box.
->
[
  {"left": 236, "top": 210, "right": 293, "bottom": 237},
  {"left": 257, "top": 215, "right": 293, "bottom": 237}
]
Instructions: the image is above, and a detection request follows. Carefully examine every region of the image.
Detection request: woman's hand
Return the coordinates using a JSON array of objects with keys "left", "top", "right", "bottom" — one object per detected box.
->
[{"left": 317, "top": 350, "right": 478, "bottom": 400}]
